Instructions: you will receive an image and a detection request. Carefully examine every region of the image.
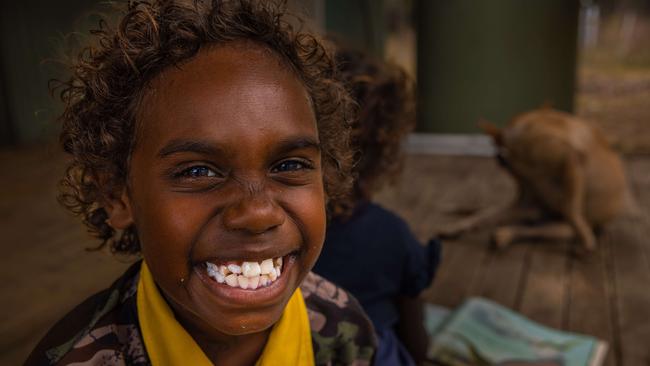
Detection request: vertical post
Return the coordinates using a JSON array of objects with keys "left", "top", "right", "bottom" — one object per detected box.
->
[
  {"left": 325, "top": 0, "right": 385, "bottom": 57},
  {"left": 416, "top": 0, "right": 580, "bottom": 133}
]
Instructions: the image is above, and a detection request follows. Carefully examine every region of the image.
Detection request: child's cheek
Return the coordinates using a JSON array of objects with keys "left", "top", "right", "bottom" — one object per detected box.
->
[
  {"left": 290, "top": 185, "right": 327, "bottom": 269},
  {"left": 134, "top": 190, "right": 208, "bottom": 270}
]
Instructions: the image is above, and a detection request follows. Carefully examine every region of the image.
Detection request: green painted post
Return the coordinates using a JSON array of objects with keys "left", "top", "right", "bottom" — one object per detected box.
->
[
  {"left": 0, "top": 0, "right": 102, "bottom": 145},
  {"left": 416, "top": 0, "right": 579, "bottom": 133},
  {"left": 325, "top": 0, "right": 386, "bottom": 57}
]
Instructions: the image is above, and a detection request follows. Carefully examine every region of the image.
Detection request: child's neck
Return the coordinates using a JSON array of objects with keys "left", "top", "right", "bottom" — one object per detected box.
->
[
  {"left": 192, "top": 327, "right": 272, "bottom": 366},
  {"left": 170, "top": 298, "right": 272, "bottom": 366}
]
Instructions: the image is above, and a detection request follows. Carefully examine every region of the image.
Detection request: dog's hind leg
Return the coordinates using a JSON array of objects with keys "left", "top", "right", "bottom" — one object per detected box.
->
[
  {"left": 562, "top": 151, "right": 597, "bottom": 251},
  {"left": 493, "top": 222, "right": 575, "bottom": 249}
]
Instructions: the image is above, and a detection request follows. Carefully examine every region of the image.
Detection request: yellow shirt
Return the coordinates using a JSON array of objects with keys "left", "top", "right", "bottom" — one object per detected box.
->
[{"left": 137, "top": 261, "right": 314, "bottom": 366}]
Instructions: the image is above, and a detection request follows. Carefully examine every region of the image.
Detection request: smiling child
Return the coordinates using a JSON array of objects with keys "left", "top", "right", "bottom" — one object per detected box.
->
[{"left": 25, "top": 1, "right": 376, "bottom": 365}]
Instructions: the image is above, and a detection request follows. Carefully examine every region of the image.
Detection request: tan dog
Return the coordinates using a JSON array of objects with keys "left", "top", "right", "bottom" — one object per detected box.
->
[{"left": 443, "top": 108, "right": 635, "bottom": 252}]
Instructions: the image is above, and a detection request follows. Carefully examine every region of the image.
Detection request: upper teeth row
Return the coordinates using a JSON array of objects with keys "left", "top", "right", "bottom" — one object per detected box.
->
[{"left": 206, "top": 257, "right": 283, "bottom": 290}]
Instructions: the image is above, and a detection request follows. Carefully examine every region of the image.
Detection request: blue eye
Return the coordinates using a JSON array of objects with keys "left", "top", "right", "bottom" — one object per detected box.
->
[
  {"left": 272, "top": 160, "right": 311, "bottom": 173},
  {"left": 178, "top": 166, "right": 218, "bottom": 178}
]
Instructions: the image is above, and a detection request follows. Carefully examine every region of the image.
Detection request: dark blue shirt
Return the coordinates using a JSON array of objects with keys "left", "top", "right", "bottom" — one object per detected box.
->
[{"left": 313, "top": 202, "right": 441, "bottom": 330}]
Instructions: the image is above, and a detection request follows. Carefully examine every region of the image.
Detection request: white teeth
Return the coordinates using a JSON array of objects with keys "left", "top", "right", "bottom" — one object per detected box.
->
[
  {"left": 227, "top": 264, "right": 242, "bottom": 274},
  {"left": 249, "top": 275, "right": 260, "bottom": 290},
  {"left": 207, "top": 256, "right": 285, "bottom": 289},
  {"left": 259, "top": 275, "right": 269, "bottom": 287},
  {"left": 206, "top": 262, "right": 218, "bottom": 275},
  {"left": 260, "top": 259, "right": 274, "bottom": 275},
  {"left": 206, "top": 263, "right": 225, "bottom": 283},
  {"left": 242, "top": 262, "right": 261, "bottom": 277},
  {"left": 237, "top": 276, "right": 249, "bottom": 289},
  {"left": 225, "top": 274, "right": 238, "bottom": 287},
  {"left": 214, "top": 272, "right": 225, "bottom": 283},
  {"left": 269, "top": 267, "right": 278, "bottom": 281},
  {"left": 219, "top": 265, "right": 228, "bottom": 276}
]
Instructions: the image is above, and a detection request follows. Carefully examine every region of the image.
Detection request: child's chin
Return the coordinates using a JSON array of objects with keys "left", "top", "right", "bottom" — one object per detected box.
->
[{"left": 214, "top": 312, "right": 283, "bottom": 336}]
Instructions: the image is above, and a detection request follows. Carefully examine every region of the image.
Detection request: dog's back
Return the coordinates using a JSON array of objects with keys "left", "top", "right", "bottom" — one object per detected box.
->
[{"left": 501, "top": 109, "right": 632, "bottom": 226}]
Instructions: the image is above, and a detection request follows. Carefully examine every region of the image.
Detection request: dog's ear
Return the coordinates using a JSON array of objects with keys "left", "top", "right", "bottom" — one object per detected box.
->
[
  {"left": 540, "top": 100, "right": 554, "bottom": 109},
  {"left": 478, "top": 119, "right": 503, "bottom": 146}
]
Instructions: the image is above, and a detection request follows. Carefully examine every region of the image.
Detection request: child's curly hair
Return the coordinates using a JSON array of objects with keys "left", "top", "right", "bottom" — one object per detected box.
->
[
  {"left": 55, "top": 0, "right": 354, "bottom": 254},
  {"left": 331, "top": 46, "right": 415, "bottom": 216}
]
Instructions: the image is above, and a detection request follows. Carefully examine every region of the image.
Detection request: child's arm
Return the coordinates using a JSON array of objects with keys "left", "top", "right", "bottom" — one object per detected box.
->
[
  {"left": 397, "top": 235, "right": 442, "bottom": 365},
  {"left": 396, "top": 295, "right": 428, "bottom": 365}
]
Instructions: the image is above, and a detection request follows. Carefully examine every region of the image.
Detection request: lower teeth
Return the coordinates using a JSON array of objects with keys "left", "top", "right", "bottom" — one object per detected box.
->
[{"left": 206, "top": 259, "right": 283, "bottom": 290}]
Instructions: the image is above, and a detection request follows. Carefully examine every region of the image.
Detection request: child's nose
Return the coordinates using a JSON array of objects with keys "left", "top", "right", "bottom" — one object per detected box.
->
[{"left": 222, "top": 194, "right": 285, "bottom": 234}]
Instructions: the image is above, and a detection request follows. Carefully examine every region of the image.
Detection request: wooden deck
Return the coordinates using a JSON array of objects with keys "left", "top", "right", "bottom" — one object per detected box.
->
[
  {"left": 376, "top": 154, "right": 650, "bottom": 366},
  {"left": 1, "top": 147, "right": 650, "bottom": 365}
]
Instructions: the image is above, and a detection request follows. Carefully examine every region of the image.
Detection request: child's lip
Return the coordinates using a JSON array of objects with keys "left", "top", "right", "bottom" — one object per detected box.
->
[{"left": 194, "top": 253, "right": 296, "bottom": 307}]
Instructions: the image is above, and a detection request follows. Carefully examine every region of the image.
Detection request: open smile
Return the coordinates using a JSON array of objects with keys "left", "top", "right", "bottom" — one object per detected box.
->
[
  {"left": 194, "top": 252, "right": 298, "bottom": 305},
  {"left": 205, "top": 256, "right": 285, "bottom": 290}
]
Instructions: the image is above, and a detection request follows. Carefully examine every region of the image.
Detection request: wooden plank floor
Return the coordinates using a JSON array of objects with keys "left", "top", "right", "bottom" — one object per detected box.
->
[
  {"left": 2, "top": 147, "right": 650, "bottom": 365},
  {"left": 376, "top": 154, "right": 650, "bottom": 366},
  {"left": 0, "top": 145, "right": 133, "bottom": 365}
]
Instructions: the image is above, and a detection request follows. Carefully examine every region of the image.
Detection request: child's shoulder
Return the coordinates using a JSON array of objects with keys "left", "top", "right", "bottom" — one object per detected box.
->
[
  {"left": 364, "top": 202, "right": 408, "bottom": 225},
  {"left": 301, "top": 272, "right": 377, "bottom": 365},
  {"left": 336, "top": 201, "right": 413, "bottom": 240},
  {"left": 25, "top": 262, "right": 146, "bottom": 366}
]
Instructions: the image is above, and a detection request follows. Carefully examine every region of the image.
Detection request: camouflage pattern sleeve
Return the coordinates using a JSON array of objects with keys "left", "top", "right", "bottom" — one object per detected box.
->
[
  {"left": 301, "top": 272, "right": 377, "bottom": 366},
  {"left": 24, "top": 262, "right": 150, "bottom": 366}
]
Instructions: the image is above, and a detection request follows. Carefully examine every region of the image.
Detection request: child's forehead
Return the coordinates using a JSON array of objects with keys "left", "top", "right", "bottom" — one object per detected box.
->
[
  {"left": 139, "top": 44, "right": 303, "bottom": 109},
  {"left": 133, "top": 43, "right": 316, "bottom": 147},
  {"left": 137, "top": 42, "right": 309, "bottom": 113},
  {"left": 154, "top": 42, "right": 293, "bottom": 86}
]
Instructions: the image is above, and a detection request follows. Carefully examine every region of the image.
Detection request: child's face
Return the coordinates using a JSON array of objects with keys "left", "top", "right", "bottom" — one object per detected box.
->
[{"left": 119, "top": 44, "right": 326, "bottom": 337}]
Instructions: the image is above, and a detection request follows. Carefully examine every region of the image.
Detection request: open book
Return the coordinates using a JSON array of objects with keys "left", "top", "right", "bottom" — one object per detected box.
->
[{"left": 425, "top": 298, "right": 608, "bottom": 366}]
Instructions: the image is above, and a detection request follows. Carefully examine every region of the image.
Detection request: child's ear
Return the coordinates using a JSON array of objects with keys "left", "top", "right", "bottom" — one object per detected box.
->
[{"left": 105, "top": 189, "right": 134, "bottom": 229}]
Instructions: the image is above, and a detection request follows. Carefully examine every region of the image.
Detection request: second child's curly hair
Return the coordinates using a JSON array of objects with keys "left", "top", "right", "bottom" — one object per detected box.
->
[
  {"left": 55, "top": 0, "right": 354, "bottom": 254},
  {"left": 331, "top": 47, "right": 415, "bottom": 216}
]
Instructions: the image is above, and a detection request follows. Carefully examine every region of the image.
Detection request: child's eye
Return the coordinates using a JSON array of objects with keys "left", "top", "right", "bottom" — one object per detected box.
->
[
  {"left": 177, "top": 166, "right": 216, "bottom": 178},
  {"left": 170, "top": 164, "right": 225, "bottom": 192},
  {"left": 178, "top": 166, "right": 218, "bottom": 178},
  {"left": 271, "top": 159, "right": 312, "bottom": 173}
]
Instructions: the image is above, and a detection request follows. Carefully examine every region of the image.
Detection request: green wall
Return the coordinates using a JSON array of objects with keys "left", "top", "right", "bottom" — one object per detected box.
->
[
  {"left": 325, "top": 0, "right": 386, "bottom": 57},
  {"left": 0, "top": 0, "right": 102, "bottom": 145},
  {"left": 0, "top": 0, "right": 581, "bottom": 142},
  {"left": 417, "top": 0, "right": 579, "bottom": 133}
]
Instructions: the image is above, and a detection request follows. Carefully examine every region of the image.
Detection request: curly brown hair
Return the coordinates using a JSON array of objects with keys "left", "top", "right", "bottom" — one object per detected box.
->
[
  {"left": 331, "top": 46, "right": 415, "bottom": 216},
  {"left": 55, "top": 0, "right": 354, "bottom": 254}
]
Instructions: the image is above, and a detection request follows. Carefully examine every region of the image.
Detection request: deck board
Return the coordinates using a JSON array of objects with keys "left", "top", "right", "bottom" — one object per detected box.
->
[
  {"left": 517, "top": 241, "right": 571, "bottom": 330},
  {"left": 605, "top": 217, "right": 650, "bottom": 366},
  {"left": 472, "top": 243, "right": 530, "bottom": 309},
  {"left": 566, "top": 245, "right": 617, "bottom": 366}
]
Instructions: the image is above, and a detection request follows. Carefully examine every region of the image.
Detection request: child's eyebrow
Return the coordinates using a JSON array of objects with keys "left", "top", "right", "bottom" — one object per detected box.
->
[
  {"left": 272, "top": 137, "right": 321, "bottom": 156},
  {"left": 157, "top": 139, "right": 225, "bottom": 158},
  {"left": 156, "top": 136, "right": 321, "bottom": 159}
]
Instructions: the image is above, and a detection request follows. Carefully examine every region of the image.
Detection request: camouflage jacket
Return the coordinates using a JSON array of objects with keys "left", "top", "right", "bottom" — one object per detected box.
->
[{"left": 25, "top": 262, "right": 376, "bottom": 365}]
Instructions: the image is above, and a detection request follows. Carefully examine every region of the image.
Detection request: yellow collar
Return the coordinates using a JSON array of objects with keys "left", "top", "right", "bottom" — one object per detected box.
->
[{"left": 137, "top": 261, "right": 314, "bottom": 366}]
